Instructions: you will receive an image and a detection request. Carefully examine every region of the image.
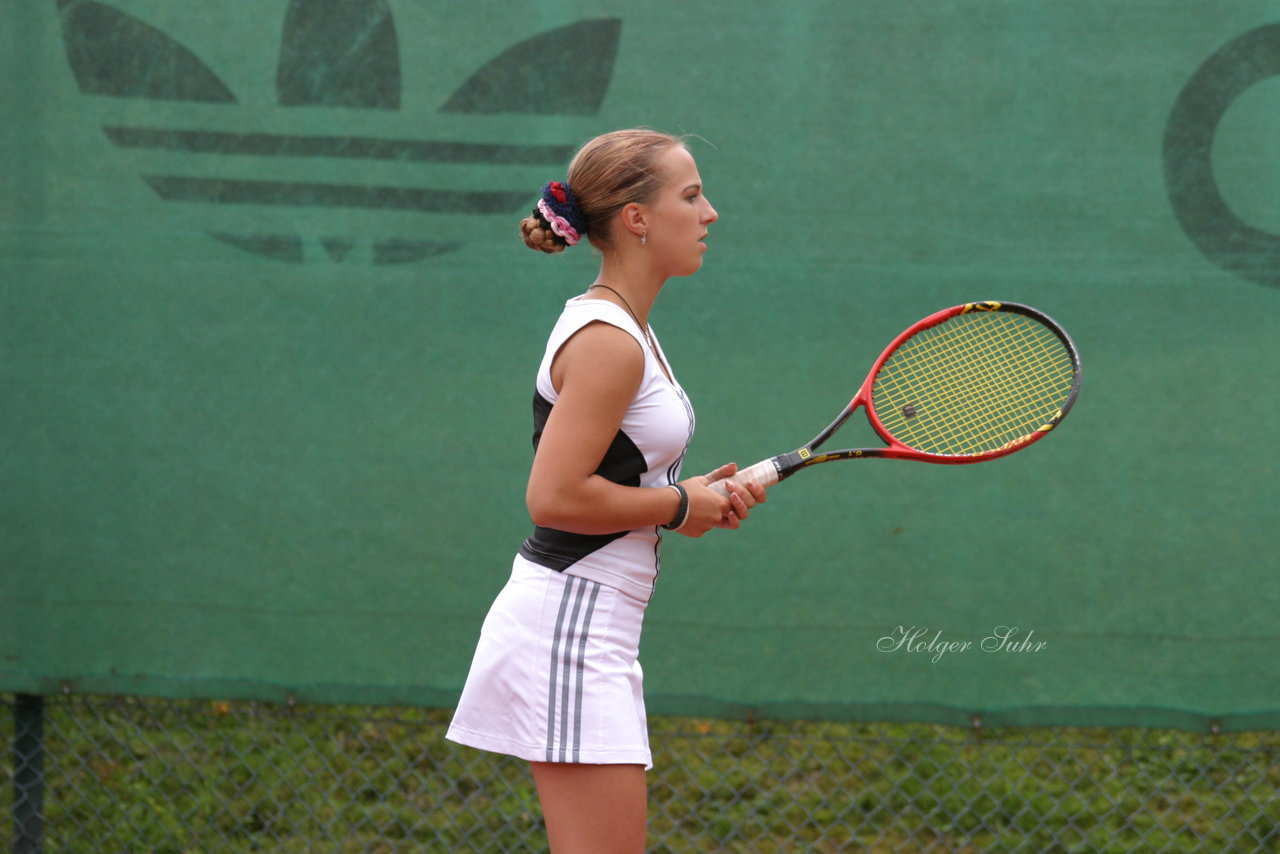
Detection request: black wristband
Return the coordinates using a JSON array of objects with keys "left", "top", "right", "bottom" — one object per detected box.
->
[{"left": 661, "top": 484, "right": 689, "bottom": 530}]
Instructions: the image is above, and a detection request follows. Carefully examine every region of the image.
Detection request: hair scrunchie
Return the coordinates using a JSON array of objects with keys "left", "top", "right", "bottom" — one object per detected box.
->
[{"left": 534, "top": 181, "right": 587, "bottom": 246}]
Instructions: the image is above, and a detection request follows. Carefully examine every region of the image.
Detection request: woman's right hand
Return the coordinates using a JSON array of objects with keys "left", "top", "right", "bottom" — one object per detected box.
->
[
  {"left": 673, "top": 461, "right": 767, "bottom": 537},
  {"left": 671, "top": 476, "right": 730, "bottom": 538}
]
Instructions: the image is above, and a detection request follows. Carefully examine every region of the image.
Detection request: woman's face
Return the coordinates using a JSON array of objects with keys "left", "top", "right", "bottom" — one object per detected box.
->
[{"left": 642, "top": 145, "right": 719, "bottom": 277}]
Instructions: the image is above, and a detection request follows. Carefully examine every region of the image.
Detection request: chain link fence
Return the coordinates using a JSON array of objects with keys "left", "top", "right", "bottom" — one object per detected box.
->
[{"left": 4, "top": 692, "right": 1280, "bottom": 852}]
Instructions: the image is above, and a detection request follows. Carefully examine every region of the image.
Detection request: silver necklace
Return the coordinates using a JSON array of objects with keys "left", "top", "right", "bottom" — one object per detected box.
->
[{"left": 588, "top": 284, "right": 673, "bottom": 382}]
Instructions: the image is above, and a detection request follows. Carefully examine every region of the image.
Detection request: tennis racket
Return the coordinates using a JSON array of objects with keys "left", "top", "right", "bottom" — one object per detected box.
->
[{"left": 710, "top": 301, "right": 1081, "bottom": 494}]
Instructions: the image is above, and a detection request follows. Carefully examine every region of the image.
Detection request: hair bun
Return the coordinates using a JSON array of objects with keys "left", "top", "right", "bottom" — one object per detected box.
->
[
  {"left": 520, "top": 214, "right": 567, "bottom": 254},
  {"left": 518, "top": 181, "right": 588, "bottom": 253},
  {"left": 533, "top": 182, "right": 585, "bottom": 247}
]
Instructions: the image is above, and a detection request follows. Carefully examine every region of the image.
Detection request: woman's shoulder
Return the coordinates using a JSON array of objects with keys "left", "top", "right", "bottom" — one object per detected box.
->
[
  {"left": 548, "top": 315, "right": 645, "bottom": 399},
  {"left": 552, "top": 297, "right": 645, "bottom": 343},
  {"left": 557, "top": 315, "right": 644, "bottom": 363}
]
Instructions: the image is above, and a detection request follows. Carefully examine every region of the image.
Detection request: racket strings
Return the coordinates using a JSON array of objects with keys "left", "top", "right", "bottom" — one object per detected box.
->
[
  {"left": 881, "top": 335, "right": 1054, "bottom": 454},
  {"left": 872, "top": 312, "right": 1076, "bottom": 456},
  {"left": 898, "top": 318, "right": 1072, "bottom": 453},
  {"left": 917, "top": 321, "right": 1065, "bottom": 444},
  {"left": 904, "top": 320, "right": 1071, "bottom": 453}
]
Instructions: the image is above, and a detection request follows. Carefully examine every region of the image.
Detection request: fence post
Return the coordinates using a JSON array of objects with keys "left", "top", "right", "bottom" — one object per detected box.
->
[{"left": 13, "top": 694, "right": 45, "bottom": 854}]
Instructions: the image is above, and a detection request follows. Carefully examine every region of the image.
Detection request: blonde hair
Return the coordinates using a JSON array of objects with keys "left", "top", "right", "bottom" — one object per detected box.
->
[{"left": 520, "top": 129, "right": 687, "bottom": 253}]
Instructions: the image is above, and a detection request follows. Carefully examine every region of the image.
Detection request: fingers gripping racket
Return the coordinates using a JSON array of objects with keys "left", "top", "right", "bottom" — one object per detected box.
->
[{"left": 712, "top": 302, "right": 1081, "bottom": 494}]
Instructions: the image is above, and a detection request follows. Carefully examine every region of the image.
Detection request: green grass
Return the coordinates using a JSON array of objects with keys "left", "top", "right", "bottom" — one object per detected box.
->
[{"left": 3, "top": 696, "right": 1279, "bottom": 852}]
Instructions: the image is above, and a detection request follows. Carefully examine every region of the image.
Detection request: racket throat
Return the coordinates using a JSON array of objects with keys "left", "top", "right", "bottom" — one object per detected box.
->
[
  {"left": 784, "top": 446, "right": 889, "bottom": 475},
  {"left": 776, "top": 449, "right": 816, "bottom": 479}
]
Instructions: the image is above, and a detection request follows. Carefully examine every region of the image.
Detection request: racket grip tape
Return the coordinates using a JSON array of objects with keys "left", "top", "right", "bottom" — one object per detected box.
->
[{"left": 705, "top": 458, "right": 782, "bottom": 498}]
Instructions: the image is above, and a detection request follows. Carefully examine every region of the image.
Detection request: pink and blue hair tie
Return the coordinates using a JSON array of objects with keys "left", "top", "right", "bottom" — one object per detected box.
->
[{"left": 535, "top": 181, "right": 586, "bottom": 246}]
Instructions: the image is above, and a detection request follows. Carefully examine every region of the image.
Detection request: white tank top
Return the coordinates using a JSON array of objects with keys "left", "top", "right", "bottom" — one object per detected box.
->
[{"left": 518, "top": 297, "right": 695, "bottom": 601}]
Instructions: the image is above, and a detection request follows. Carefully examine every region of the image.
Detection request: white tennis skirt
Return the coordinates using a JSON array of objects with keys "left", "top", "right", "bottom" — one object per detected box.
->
[{"left": 446, "top": 555, "right": 652, "bottom": 769}]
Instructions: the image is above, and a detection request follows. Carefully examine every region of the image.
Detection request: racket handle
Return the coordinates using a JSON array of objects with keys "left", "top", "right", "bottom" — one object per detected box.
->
[{"left": 705, "top": 458, "right": 781, "bottom": 498}]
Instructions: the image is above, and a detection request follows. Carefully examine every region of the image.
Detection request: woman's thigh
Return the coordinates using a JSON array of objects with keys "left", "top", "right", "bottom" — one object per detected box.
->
[{"left": 530, "top": 761, "right": 647, "bottom": 854}]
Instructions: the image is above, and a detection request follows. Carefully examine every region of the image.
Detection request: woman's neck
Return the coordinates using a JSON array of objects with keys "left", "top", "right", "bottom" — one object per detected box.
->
[{"left": 590, "top": 254, "right": 664, "bottom": 325}]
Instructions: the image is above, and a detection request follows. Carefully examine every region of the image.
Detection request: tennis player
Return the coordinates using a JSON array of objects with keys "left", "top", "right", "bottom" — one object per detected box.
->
[{"left": 446, "top": 129, "right": 767, "bottom": 853}]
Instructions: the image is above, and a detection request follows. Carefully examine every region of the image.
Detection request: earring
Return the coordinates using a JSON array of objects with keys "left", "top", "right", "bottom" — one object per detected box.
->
[{"left": 641, "top": 230, "right": 648, "bottom": 246}]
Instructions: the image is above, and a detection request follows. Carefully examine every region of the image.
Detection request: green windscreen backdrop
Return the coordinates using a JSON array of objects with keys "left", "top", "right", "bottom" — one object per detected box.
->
[{"left": 3, "top": 1, "right": 1279, "bottom": 730}]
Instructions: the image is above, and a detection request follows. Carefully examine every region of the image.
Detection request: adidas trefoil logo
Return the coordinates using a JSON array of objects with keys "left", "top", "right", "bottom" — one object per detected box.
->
[{"left": 56, "top": 0, "right": 622, "bottom": 264}]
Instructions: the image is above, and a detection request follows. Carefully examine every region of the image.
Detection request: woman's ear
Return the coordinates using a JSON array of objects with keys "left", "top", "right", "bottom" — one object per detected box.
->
[{"left": 619, "top": 202, "right": 648, "bottom": 240}]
